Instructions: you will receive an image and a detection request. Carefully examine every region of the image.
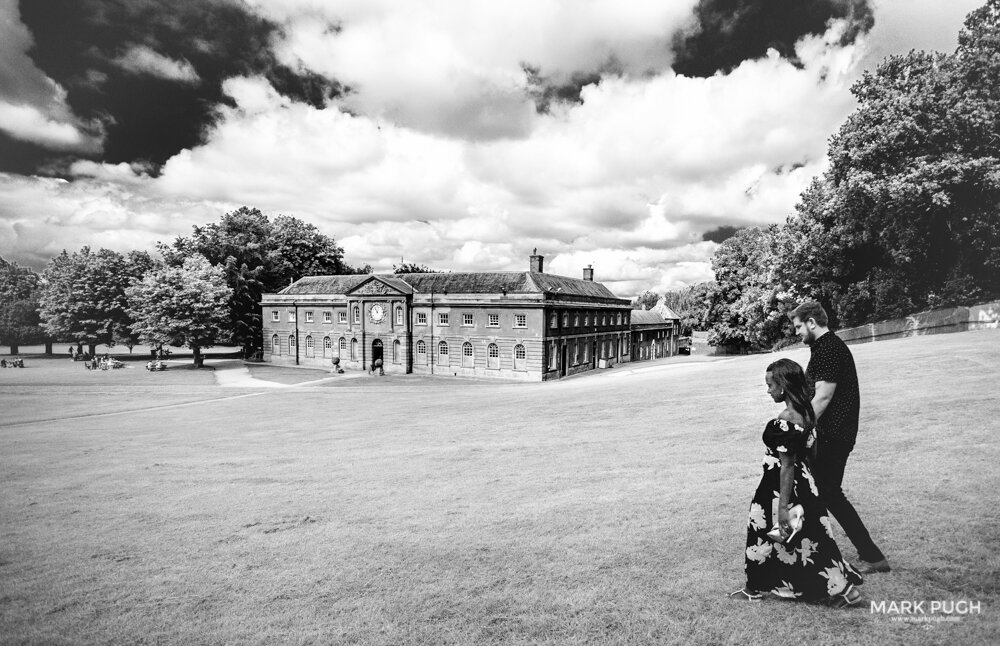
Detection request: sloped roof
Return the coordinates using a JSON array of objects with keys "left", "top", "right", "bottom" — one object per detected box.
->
[
  {"left": 279, "top": 275, "right": 368, "bottom": 295},
  {"left": 630, "top": 310, "right": 666, "bottom": 326},
  {"left": 279, "top": 271, "right": 625, "bottom": 301},
  {"left": 652, "top": 301, "right": 681, "bottom": 320}
]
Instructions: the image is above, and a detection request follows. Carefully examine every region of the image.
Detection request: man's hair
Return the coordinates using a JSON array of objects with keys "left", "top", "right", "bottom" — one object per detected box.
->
[{"left": 789, "top": 301, "right": 828, "bottom": 327}]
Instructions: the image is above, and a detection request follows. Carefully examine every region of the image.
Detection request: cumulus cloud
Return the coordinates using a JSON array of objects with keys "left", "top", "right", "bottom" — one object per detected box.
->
[
  {"left": 112, "top": 45, "right": 201, "bottom": 83},
  {"left": 0, "top": 0, "right": 985, "bottom": 300},
  {"left": 0, "top": 0, "right": 101, "bottom": 151}
]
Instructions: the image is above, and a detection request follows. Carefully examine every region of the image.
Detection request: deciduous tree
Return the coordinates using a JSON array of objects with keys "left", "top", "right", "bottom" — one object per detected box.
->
[{"left": 126, "top": 255, "right": 233, "bottom": 365}]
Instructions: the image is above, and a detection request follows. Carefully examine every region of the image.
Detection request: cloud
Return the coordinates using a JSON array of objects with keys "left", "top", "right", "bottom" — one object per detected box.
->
[
  {"left": 671, "top": 0, "right": 874, "bottom": 77},
  {"left": 112, "top": 45, "right": 200, "bottom": 83},
  {"left": 0, "top": 0, "right": 101, "bottom": 151},
  {"left": 0, "top": 0, "right": 985, "bottom": 301}
]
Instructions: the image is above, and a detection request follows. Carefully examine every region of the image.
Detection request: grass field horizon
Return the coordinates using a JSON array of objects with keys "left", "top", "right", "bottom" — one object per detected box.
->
[{"left": 2, "top": 330, "right": 998, "bottom": 645}]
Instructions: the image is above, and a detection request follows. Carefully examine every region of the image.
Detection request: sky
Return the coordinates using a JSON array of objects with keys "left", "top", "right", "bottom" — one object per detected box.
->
[{"left": 0, "top": 0, "right": 985, "bottom": 298}]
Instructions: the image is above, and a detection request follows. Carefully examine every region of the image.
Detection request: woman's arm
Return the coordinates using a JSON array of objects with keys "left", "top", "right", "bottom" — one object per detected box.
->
[{"left": 778, "top": 451, "right": 794, "bottom": 534}]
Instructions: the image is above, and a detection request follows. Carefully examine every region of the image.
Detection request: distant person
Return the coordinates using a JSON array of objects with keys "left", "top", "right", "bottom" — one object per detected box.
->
[
  {"left": 789, "top": 302, "right": 889, "bottom": 574},
  {"left": 68, "top": 346, "right": 75, "bottom": 360},
  {"left": 731, "top": 358, "right": 863, "bottom": 606}
]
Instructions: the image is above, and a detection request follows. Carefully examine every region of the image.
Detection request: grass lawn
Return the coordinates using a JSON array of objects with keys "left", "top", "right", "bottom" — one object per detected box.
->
[{"left": 1, "top": 330, "right": 998, "bottom": 645}]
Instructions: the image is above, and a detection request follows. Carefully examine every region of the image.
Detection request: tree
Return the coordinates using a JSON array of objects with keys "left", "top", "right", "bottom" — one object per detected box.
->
[
  {"left": 662, "top": 282, "right": 717, "bottom": 336},
  {"left": 126, "top": 255, "right": 233, "bottom": 365},
  {"left": 37, "top": 247, "right": 151, "bottom": 353},
  {"left": 162, "top": 207, "right": 354, "bottom": 356},
  {"left": 0, "top": 257, "right": 45, "bottom": 354},
  {"left": 797, "top": 0, "right": 1000, "bottom": 325},
  {"left": 706, "top": 226, "right": 795, "bottom": 350},
  {"left": 393, "top": 262, "right": 436, "bottom": 274},
  {"left": 631, "top": 290, "right": 660, "bottom": 311}
]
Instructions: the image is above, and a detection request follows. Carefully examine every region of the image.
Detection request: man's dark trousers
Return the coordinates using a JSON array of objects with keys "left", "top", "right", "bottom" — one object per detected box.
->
[{"left": 812, "top": 439, "right": 885, "bottom": 563}]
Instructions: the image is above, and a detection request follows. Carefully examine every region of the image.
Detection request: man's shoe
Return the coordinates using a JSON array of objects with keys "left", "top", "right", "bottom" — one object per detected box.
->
[{"left": 856, "top": 558, "right": 891, "bottom": 574}]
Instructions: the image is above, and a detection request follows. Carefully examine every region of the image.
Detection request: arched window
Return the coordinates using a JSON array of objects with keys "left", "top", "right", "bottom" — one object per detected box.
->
[
  {"left": 550, "top": 314, "right": 558, "bottom": 328},
  {"left": 416, "top": 339, "right": 427, "bottom": 363},
  {"left": 351, "top": 338, "right": 358, "bottom": 360},
  {"left": 353, "top": 306, "right": 360, "bottom": 323},
  {"left": 392, "top": 339, "right": 400, "bottom": 363},
  {"left": 305, "top": 335, "right": 314, "bottom": 357},
  {"left": 323, "top": 336, "right": 332, "bottom": 358},
  {"left": 339, "top": 337, "right": 347, "bottom": 355},
  {"left": 462, "top": 341, "right": 474, "bottom": 367},
  {"left": 487, "top": 342, "right": 499, "bottom": 369},
  {"left": 395, "top": 306, "right": 403, "bottom": 325},
  {"left": 288, "top": 335, "right": 296, "bottom": 351},
  {"left": 514, "top": 344, "right": 526, "bottom": 370},
  {"left": 271, "top": 334, "right": 279, "bottom": 355},
  {"left": 438, "top": 341, "right": 449, "bottom": 363}
]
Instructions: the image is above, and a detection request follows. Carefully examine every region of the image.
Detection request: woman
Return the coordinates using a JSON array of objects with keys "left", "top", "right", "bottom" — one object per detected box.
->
[{"left": 731, "top": 358, "right": 863, "bottom": 606}]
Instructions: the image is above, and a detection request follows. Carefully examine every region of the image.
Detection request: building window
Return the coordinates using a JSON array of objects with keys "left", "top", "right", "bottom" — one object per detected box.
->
[
  {"left": 393, "top": 339, "right": 400, "bottom": 363},
  {"left": 271, "top": 334, "right": 279, "bottom": 355},
  {"left": 288, "top": 311, "right": 296, "bottom": 323},
  {"left": 584, "top": 313, "right": 589, "bottom": 326},
  {"left": 488, "top": 313, "right": 499, "bottom": 327},
  {"left": 351, "top": 338, "right": 358, "bottom": 360},
  {"left": 562, "top": 313, "right": 569, "bottom": 327},
  {"left": 396, "top": 307, "right": 403, "bottom": 325},
  {"left": 305, "top": 311, "right": 314, "bottom": 323},
  {"left": 617, "top": 313, "right": 623, "bottom": 325},
  {"left": 548, "top": 341, "right": 558, "bottom": 370},
  {"left": 514, "top": 344, "right": 526, "bottom": 370},
  {"left": 288, "top": 335, "right": 296, "bottom": 350},
  {"left": 353, "top": 307, "right": 360, "bottom": 323},
  {"left": 514, "top": 314, "right": 526, "bottom": 328},
  {"left": 463, "top": 313, "right": 474, "bottom": 326},
  {"left": 439, "top": 313, "right": 449, "bottom": 326},
  {"left": 573, "top": 313, "right": 579, "bottom": 327},
  {"left": 549, "top": 314, "right": 558, "bottom": 329},
  {"left": 583, "top": 340, "right": 589, "bottom": 363},
  {"left": 487, "top": 343, "right": 499, "bottom": 369},
  {"left": 462, "top": 341, "right": 474, "bottom": 367},
  {"left": 324, "top": 311, "right": 332, "bottom": 323},
  {"left": 339, "top": 311, "right": 347, "bottom": 323},
  {"left": 339, "top": 337, "right": 346, "bottom": 355},
  {"left": 438, "top": 341, "right": 449, "bottom": 359},
  {"left": 323, "top": 336, "right": 332, "bottom": 357},
  {"left": 305, "top": 335, "right": 314, "bottom": 357},
  {"left": 416, "top": 339, "right": 427, "bottom": 363},
  {"left": 271, "top": 310, "right": 279, "bottom": 322},
  {"left": 602, "top": 313, "right": 608, "bottom": 325},
  {"left": 417, "top": 312, "right": 427, "bottom": 325}
]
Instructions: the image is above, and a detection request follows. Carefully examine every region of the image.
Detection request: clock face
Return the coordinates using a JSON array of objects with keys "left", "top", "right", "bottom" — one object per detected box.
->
[{"left": 370, "top": 304, "right": 385, "bottom": 322}]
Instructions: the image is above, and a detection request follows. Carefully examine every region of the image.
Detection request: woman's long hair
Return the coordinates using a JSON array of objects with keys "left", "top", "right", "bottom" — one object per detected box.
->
[{"left": 766, "top": 358, "right": 816, "bottom": 431}]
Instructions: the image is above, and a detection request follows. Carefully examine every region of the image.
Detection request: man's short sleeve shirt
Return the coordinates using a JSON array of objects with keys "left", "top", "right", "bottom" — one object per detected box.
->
[{"left": 806, "top": 331, "right": 860, "bottom": 446}]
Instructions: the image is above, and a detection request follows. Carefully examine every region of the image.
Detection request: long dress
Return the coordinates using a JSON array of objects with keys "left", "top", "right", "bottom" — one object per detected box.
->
[{"left": 743, "top": 418, "right": 863, "bottom": 600}]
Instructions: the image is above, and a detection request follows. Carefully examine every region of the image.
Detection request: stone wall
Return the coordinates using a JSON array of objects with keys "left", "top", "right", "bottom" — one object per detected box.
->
[{"left": 837, "top": 300, "right": 1000, "bottom": 344}]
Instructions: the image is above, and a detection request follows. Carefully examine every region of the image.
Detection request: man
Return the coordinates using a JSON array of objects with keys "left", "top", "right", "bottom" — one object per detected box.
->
[{"left": 790, "top": 301, "right": 890, "bottom": 574}]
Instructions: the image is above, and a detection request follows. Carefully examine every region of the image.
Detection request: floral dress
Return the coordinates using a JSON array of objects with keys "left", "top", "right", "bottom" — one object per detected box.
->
[{"left": 743, "top": 419, "right": 863, "bottom": 600}]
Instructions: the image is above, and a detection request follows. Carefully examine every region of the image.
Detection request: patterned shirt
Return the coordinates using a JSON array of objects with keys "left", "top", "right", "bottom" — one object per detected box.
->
[{"left": 806, "top": 331, "right": 860, "bottom": 446}]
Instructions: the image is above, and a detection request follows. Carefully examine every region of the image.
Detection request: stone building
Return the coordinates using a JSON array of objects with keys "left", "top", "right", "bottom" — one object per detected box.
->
[
  {"left": 260, "top": 253, "right": 633, "bottom": 381},
  {"left": 629, "top": 308, "right": 681, "bottom": 361}
]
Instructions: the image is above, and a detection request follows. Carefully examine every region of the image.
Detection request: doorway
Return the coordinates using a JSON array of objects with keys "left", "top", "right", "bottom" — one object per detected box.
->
[{"left": 372, "top": 339, "right": 383, "bottom": 369}]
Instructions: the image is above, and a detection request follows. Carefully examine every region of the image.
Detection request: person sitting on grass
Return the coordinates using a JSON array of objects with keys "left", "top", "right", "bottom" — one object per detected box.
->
[{"left": 730, "top": 358, "right": 863, "bottom": 607}]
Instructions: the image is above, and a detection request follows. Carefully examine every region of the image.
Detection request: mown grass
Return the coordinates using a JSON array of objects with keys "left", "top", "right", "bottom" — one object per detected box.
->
[{"left": 1, "top": 330, "right": 998, "bottom": 645}]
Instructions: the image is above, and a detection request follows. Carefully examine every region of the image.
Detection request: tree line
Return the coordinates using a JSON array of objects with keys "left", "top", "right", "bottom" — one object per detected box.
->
[
  {"left": 636, "top": 1, "right": 1000, "bottom": 350},
  {"left": 0, "top": 207, "right": 367, "bottom": 360}
]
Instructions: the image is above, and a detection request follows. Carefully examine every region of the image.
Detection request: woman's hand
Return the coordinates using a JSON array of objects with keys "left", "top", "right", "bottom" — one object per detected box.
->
[{"left": 777, "top": 505, "right": 791, "bottom": 537}]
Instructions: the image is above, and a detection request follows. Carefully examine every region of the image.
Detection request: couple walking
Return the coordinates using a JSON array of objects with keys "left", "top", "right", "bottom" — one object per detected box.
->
[{"left": 732, "top": 302, "right": 889, "bottom": 607}]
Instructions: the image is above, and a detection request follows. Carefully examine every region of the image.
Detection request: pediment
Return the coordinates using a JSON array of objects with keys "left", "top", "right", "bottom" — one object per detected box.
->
[{"left": 346, "top": 276, "right": 409, "bottom": 297}]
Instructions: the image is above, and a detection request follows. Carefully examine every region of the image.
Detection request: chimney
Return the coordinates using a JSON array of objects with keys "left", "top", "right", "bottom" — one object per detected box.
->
[
  {"left": 583, "top": 265, "right": 594, "bottom": 282},
  {"left": 530, "top": 248, "right": 544, "bottom": 273}
]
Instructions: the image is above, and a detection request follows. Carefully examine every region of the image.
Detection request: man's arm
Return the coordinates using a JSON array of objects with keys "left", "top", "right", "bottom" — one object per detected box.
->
[{"left": 812, "top": 380, "right": 837, "bottom": 421}]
